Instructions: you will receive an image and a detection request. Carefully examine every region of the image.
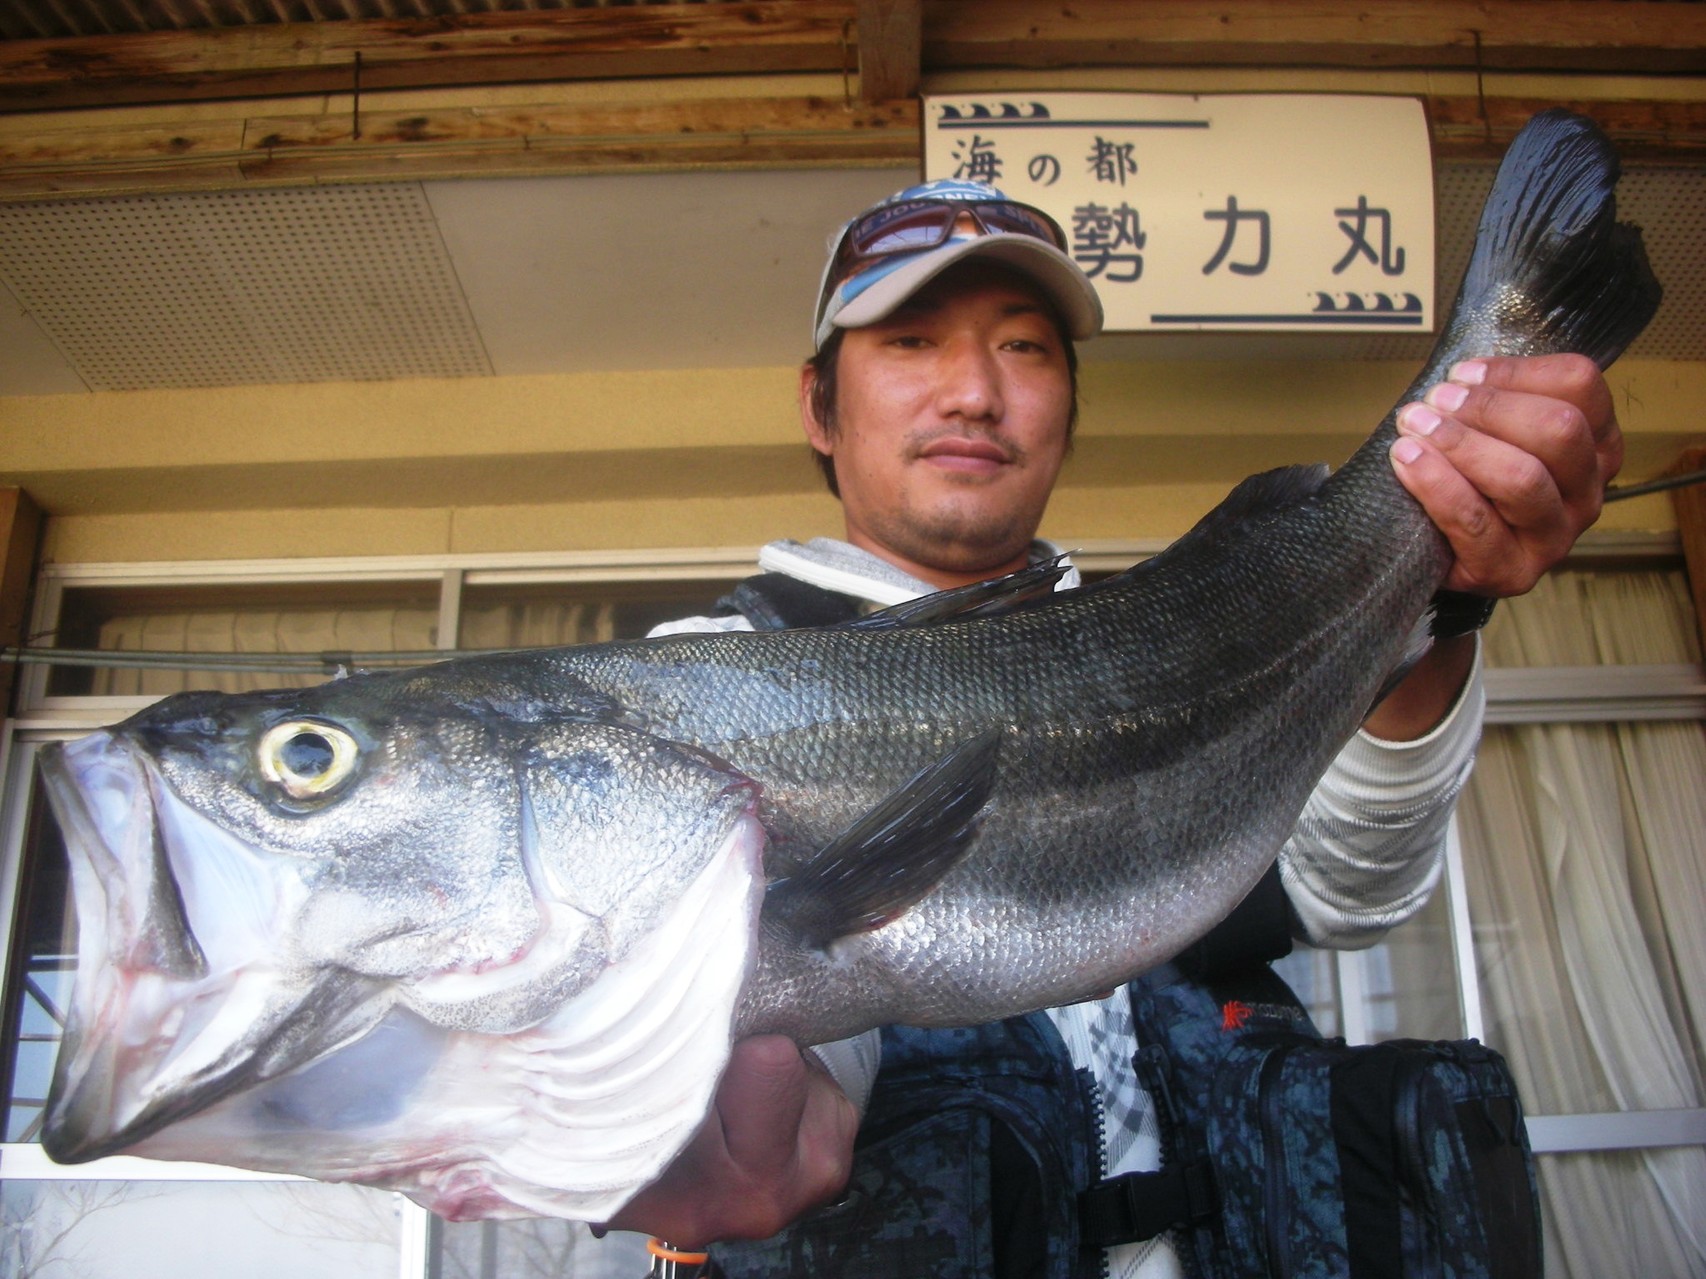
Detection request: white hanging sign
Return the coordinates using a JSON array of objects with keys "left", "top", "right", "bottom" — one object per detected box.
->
[{"left": 923, "top": 94, "right": 1435, "bottom": 334}]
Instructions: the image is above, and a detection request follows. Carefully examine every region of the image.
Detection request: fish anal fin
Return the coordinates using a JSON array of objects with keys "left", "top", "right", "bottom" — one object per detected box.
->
[{"left": 764, "top": 729, "right": 1002, "bottom": 949}]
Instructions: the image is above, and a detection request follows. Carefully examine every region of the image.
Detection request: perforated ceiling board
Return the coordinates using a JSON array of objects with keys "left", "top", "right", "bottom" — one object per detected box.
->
[
  {"left": 0, "top": 185, "right": 492, "bottom": 391},
  {"left": 0, "top": 162, "right": 1697, "bottom": 393},
  {"left": 1614, "top": 166, "right": 1706, "bottom": 362},
  {"left": 1344, "top": 161, "right": 1705, "bottom": 365}
]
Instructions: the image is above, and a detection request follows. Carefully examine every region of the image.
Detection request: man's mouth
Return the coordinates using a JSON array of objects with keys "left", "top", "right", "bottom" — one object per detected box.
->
[{"left": 916, "top": 436, "right": 1014, "bottom": 474}]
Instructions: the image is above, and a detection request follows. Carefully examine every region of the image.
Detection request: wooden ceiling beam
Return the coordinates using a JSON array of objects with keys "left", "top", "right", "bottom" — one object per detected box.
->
[
  {"left": 1428, "top": 94, "right": 1706, "bottom": 163},
  {"left": 857, "top": 0, "right": 921, "bottom": 103},
  {"left": 0, "top": 2, "right": 857, "bottom": 113},
  {"left": 2, "top": 93, "right": 1700, "bottom": 200},
  {"left": 925, "top": 1, "right": 1706, "bottom": 75},
  {"left": 1426, "top": 95, "right": 1706, "bottom": 162},
  {"left": 0, "top": 95, "right": 922, "bottom": 198},
  {"left": 0, "top": 1, "right": 1701, "bottom": 116}
]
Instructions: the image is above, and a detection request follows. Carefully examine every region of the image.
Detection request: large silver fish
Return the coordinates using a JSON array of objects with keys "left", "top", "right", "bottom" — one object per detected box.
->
[{"left": 37, "top": 110, "right": 1658, "bottom": 1221}]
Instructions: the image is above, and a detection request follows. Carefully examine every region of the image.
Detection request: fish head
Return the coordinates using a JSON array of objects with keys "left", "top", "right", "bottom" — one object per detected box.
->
[{"left": 38, "top": 675, "right": 767, "bottom": 1169}]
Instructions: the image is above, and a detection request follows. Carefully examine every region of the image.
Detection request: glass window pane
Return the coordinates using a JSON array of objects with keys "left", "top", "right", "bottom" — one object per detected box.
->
[
  {"left": 1272, "top": 942, "right": 1341, "bottom": 1038},
  {"left": 1479, "top": 567, "right": 1702, "bottom": 668},
  {"left": 1358, "top": 883, "right": 1463, "bottom": 1043},
  {"left": 1533, "top": 1148, "right": 1706, "bottom": 1279},
  {"left": 433, "top": 1219, "right": 651, "bottom": 1279},
  {"left": 0, "top": 1178, "right": 403, "bottom": 1278},
  {"left": 1, "top": 772, "right": 73, "bottom": 1144},
  {"left": 1450, "top": 566, "right": 1705, "bottom": 1123},
  {"left": 457, "top": 577, "right": 744, "bottom": 649},
  {"left": 43, "top": 580, "right": 442, "bottom": 697}
]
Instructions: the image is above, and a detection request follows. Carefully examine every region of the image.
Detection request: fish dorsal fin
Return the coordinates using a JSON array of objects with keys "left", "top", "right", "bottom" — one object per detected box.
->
[
  {"left": 1144, "top": 464, "right": 1331, "bottom": 568},
  {"left": 845, "top": 559, "right": 1069, "bottom": 631},
  {"left": 764, "top": 729, "right": 1001, "bottom": 948},
  {"left": 1458, "top": 108, "right": 1661, "bottom": 367}
]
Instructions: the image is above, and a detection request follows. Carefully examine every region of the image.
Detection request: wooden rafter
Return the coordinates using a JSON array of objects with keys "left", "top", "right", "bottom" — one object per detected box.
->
[
  {"left": 0, "top": 1, "right": 1701, "bottom": 115},
  {"left": 1, "top": 93, "right": 1700, "bottom": 200},
  {"left": 857, "top": 0, "right": 922, "bottom": 103},
  {"left": 924, "top": 0, "right": 1706, "bottom": 75},
  {"left": 0, "top": 96, "right": 921, "bottom": 198},
  {"left": 928, "top": 0, "right": 1699, "bottom": 75},
  {"left": 1426, "top": 95, "right": 1706, "bottom": 163},
  {"left": 0, "top": 2, "right": 856, "bottom": 113}
]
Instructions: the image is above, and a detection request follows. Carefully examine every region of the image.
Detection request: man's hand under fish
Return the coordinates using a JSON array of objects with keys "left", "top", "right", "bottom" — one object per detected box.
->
[
  {"left": 607, "top": 348, "right": 1623, "bottom": 1247},
  {"left": 604, "top": 1036, "right": 858, "bottom": 1246}
]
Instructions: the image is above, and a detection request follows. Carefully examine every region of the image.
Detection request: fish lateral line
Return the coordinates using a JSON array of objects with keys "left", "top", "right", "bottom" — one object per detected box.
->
[{"left": 763, "top": 729, "right": 1003, "bottom": 949}]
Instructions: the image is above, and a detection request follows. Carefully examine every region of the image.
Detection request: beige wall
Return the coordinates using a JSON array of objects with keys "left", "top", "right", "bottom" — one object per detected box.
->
[
  {"left": 3, "top": 356, "right": 1697, "bottom": 565},
  {"left": 2, "top": 60, "right": 1700, "bottom": 568}
]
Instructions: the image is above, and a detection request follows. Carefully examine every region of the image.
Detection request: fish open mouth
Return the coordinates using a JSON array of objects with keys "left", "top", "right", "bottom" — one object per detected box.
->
[
  {"left": 37, "top": 732, "right": 385, "bottom": 1163},
  {"left": 36, "top": 724, "right": 772, "bottom": 1219}
]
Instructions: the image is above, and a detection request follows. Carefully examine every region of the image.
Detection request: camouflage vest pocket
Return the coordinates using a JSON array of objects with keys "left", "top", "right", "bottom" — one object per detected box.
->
[{"left": 711, "top": 1105, "right": 996, "bottom": 1279}]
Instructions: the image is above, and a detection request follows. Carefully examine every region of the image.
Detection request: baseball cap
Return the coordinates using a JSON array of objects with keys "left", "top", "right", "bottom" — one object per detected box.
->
[{"left": 812, "top": 179, "right": 1104, "bottom": 350}]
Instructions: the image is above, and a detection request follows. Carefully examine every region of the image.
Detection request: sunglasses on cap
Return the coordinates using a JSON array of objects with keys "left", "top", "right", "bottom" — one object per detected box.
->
[{"left": 822, "top": 196, "right": 1069, "bottom": 296}]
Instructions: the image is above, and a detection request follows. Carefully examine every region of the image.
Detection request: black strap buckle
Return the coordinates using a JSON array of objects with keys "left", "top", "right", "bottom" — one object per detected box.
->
[
  {"left": 1430, "top": 589, "right": 1497, "bottom": 638},
  {"left": 1077, "top": 1160, "right": 1218, "bottom": 1249}
]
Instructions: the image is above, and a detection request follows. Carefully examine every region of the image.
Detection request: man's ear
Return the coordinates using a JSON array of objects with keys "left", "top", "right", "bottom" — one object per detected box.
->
[{"left": 799, "top": 363, "right": 834, "bottom": 457}]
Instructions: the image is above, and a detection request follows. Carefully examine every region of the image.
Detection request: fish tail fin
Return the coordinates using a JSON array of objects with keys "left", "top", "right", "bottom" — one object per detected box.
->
[{"left": 1456, "top": 108, "right": 1661, "bottom": 368}]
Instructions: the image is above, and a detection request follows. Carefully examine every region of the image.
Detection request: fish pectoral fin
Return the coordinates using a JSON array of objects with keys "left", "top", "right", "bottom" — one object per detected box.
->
[
  {"left": 845, "top": 560, "right": 1069, "bottom": 631},
  {"left": 764, "top": 729, "right": 1002, "bottom": 948}
]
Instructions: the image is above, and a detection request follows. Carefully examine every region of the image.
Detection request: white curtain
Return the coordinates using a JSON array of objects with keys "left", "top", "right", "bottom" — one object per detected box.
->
[
  {"left": 459, "top": 598, "right": 616, "bottom": 650},
  {"left": 1456, "top": 570, "right": 1706, "bottom": 1277}
]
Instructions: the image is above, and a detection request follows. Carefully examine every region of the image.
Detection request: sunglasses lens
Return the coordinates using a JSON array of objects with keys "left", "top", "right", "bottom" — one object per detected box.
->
[
  {"left": 845, "top": 201, "right": 959, "bottom": 258},
  {"left": 977, "top": 202, "right": 1067, "bottom": 248},
  {"left": 819, "top": 195, "right": 1069, "bottom": 331}
]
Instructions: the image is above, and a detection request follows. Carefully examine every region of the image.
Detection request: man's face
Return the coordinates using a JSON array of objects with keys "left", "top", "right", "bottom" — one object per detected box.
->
[{"left": 801, "top": 262, "right": 1074, "bottom": 586}]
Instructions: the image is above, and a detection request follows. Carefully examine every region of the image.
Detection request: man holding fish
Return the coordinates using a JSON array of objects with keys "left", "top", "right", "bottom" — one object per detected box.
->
[{"left": 609, "top": 177, "right": 1624, "bottom": 1274}]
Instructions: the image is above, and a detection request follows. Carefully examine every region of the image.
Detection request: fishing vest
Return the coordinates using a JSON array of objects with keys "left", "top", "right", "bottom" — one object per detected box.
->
[{"left": 710, "top": 1013, "right": 1104, "bottom": 1279}]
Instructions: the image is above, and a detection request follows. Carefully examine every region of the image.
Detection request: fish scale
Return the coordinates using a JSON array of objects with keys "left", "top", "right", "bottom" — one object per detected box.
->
[{"left": 34, "top": 109, "right": 1660, "bottom": 1220}]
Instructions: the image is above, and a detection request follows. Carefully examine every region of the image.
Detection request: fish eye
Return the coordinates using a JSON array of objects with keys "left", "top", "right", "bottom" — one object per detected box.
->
[{"left": 258, "top": 720, "right": 359, "bottom": 800}]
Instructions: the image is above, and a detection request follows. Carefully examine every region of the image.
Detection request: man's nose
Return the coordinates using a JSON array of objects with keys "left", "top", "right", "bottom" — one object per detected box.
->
[{"left": 935, "top": 339, "right": 1002, "bottom": 421}]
